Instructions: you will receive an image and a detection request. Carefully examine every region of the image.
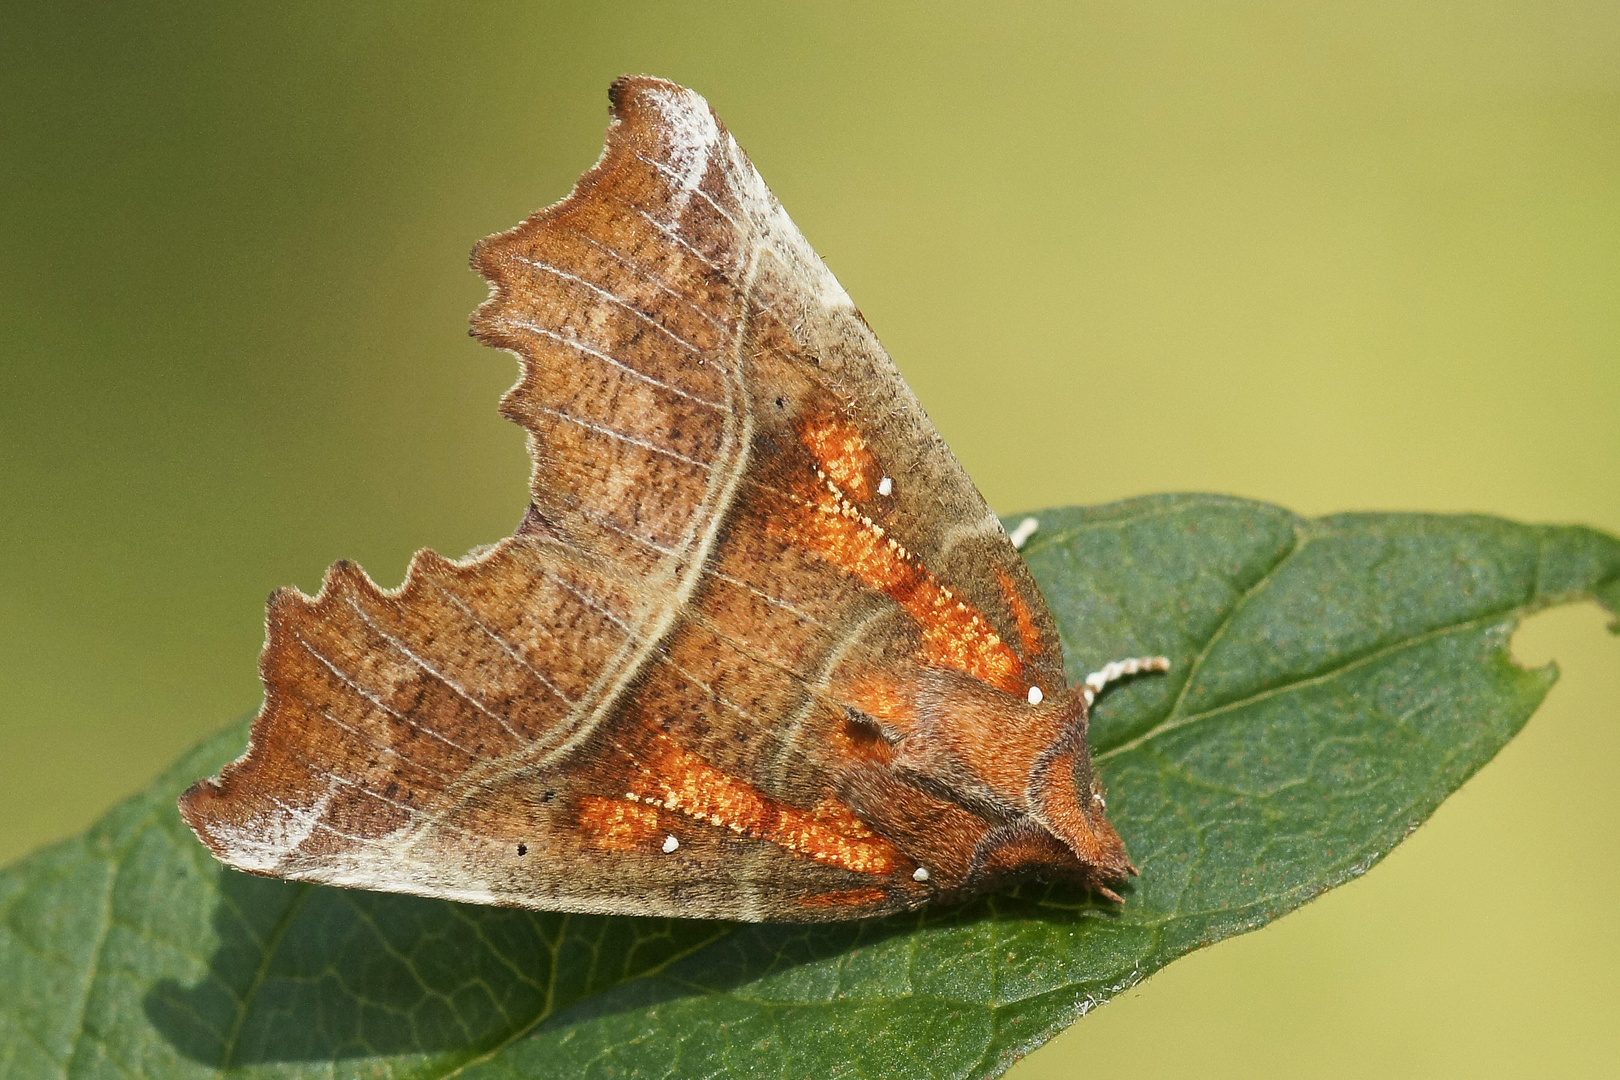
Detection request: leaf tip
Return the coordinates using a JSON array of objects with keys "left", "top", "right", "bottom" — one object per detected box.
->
[{"left": 1593, "top": 577, "right": 1620, "bottom": 635}]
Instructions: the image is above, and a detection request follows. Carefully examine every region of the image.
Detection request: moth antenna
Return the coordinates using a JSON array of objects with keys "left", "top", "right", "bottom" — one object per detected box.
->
[{"left": 1081, "top": 655, "right": 1171, "bottom": 705}]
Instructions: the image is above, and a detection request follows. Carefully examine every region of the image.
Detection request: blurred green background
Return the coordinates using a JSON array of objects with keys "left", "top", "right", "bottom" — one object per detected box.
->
[{"left": 2, "top": 3, "right": 1616, "bottom": 1076}]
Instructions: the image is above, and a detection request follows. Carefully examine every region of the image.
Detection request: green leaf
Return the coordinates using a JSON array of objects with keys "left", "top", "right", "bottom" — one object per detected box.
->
[{"left": 3, "top": 495, "right": 1616, "bottom": 1080}]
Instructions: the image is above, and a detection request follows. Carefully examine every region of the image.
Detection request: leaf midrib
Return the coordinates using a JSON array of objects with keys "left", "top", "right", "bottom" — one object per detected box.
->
[
  {"left": 1098, "top": 602, "right": 1524, "bottom": 763},
  {"left": 57, "top": 799, "right": 170, "bottom": 1077},
  {"left": 438, "top": 913, "right": 729, "bottom": 1080},
  {"left": 1147, "top": 526, "right": 1305, "bottom": 741},
  {"left": 220, "top": 883, "right": 312, "bottom": 1070}
]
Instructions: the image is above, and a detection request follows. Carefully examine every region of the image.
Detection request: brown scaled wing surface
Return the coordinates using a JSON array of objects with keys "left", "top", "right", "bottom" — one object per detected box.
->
[{"left": 179, "top": 77, "right": 1134, "bottom": 922}]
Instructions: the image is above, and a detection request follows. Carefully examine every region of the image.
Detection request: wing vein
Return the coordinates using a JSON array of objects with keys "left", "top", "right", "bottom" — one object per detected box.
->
[
  {"left": 430, "top": 579, "right": 579, "bottom": 707},
  {"left": 534, "top": 404, "right": 716, "bottom": 471},
  {"left": 635, "top": 209, "right": 730, "bottom": 275},
  {"left": 496, "top": 317, "right": 726, "bottom": 409},
  {"left": 515, "top": 255, "right": 708, "bottom": 354},
  {"left": 704, "top": 567, "right": 827, "bottom": 627},
  {"left": 635, "top": 154, "right": 744, "bottom": 230},
  {"left": 316, "top": 707, "right": 454, "bottom": 780},
  {"left": 345, "top": 597, "right": 525, "bottom": 743},
  {"left": 561, "top": 226, "right": 734, "bottom": 332},
  {"left": 294, "top": 632, "right": 479, "bottom": 759}
]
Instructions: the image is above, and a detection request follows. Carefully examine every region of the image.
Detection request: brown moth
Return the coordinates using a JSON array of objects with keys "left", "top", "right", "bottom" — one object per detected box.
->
[{"left": 180, "top": 77, "right": 1168, "bottom": 922}]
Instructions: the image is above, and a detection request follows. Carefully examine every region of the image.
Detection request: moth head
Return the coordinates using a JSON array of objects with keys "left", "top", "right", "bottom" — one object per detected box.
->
[{"left": 1020, "top": 689, "right": 1137, "bottom": 886}]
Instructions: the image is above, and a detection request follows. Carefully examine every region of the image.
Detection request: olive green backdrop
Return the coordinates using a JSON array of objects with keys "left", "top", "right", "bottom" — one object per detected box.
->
[{"left": 3, "top": 3, "right": 1616, "bottom": 1076}]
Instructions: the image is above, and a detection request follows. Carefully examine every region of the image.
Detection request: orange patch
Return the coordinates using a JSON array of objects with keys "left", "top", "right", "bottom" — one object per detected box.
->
[
  {"left": 800, "top": 418, "right": 876, "bottom": 500},
  {"left": 801, "top": 887, "right": 891, "bottom": 909},
  {"left": 624, "top": 730, "right": 901, "bottom": 875},
  {"left": 909, "top": 576, "right": 1023, "bottom": 692},
  {"left": 845, "top": 675, "right": 917, "bottom": 729},
  {"left": 805, "top": 796, "right": 886, "bottom": 842},
  {"left": 777, "top": 480, "right": 1026, "bottom": 695},
  {"left": 577, "top": 795, "right": 664, "bottom": 852},
  {"left": 995, "top": 566, "right": 1044, "bottom": 658}
]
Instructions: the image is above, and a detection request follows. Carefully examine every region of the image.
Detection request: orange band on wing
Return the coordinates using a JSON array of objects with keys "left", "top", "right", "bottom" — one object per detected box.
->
[
  {"left": 800, "top": 418, "right": 877, "bottom": 500},
  {"left": 624, "top": 730, "right": 902, "bottom": 876},
  {"left": 843, "top": 674, "right": 917, "bottom": 729},
  {"left": 995, "top": 566, "right": 1044, "bottom": 658},
  {"left": 780, "top": 420, "right": 1026, "bottom": 695},
  {"left": 577, "top": 795, "right": 665, "bottom": 852}
]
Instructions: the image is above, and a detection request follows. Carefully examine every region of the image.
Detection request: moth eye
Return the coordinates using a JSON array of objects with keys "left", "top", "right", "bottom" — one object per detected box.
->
[{"left": 516, "top": 843, "right": 527, "bottom": 856}]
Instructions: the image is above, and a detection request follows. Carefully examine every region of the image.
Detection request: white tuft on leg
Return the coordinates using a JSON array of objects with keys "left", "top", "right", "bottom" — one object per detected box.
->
[
  {"left": 1009, "top": 517, "right": 1039, "bottom": 550},
  {"left": 1081, "top": 655, "right": 1171, "bottom": 705}
]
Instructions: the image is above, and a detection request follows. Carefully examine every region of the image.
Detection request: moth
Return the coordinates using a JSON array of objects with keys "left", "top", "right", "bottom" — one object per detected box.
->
[{"left": 181, "top": 77, "right": 1168, "bottom": 921}]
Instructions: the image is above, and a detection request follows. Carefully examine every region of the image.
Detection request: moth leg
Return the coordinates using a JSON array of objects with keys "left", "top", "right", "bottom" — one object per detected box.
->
[
  {"left": 1008, "top": 516, "right": 1039, "bottom": 550},
  {"left": 1081, "top": 655, "right": 1170, "bottom": 705}
]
